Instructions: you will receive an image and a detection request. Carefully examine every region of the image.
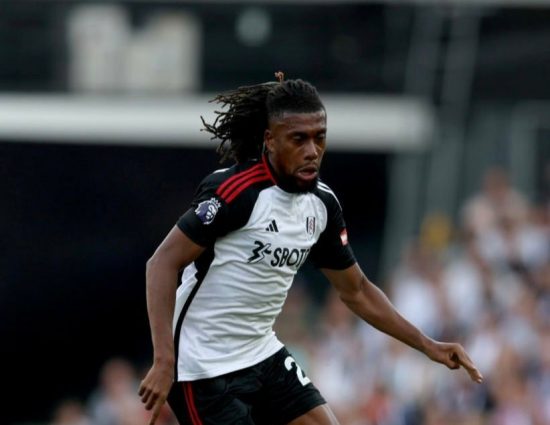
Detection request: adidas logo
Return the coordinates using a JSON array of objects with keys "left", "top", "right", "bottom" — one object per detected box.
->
[{"left": 265, "top": 219, "right": 279, "bottom": 232}]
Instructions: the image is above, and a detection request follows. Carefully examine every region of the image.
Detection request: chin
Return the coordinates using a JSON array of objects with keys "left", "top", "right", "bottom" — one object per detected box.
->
[
  {"left": 295, "top": 176, "right": 319, "bottom": 193},
  {"left": 277, "top": 172, "right": 318, "bottom": 193}
]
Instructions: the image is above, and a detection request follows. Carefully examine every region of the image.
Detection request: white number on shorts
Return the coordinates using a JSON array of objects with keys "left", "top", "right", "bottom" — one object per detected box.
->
[{"left": 284, "top": 356, "right": 311, "bottom": 386}]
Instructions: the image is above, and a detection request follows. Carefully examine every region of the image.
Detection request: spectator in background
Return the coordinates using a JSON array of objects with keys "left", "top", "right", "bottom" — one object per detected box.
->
[
  {"left": 88, "top": 358, "right": 162, "bottom": 425},
  {"left": 532, "top": 326, "right": 550, "bottom": 423},
  {"left": 476, "top": 205, "right": 549, "bottom": 276},
  {"left": 309, "top": 289, "right": 366, "bottom": 423},
  {"left": 51, "top": 399, "right": 92, "bottom": 425},
  {"left": 441, "top": 230, "right": 490, "bottom": 333},
  {"left": 388, "top": 239, "right": 446, "bottom": 339},
  {"left": 461, "top": 166, "right": 528, "bottom": 239},
  {"left": 488, "top": 345, "right": 534, "bottom": 425}
]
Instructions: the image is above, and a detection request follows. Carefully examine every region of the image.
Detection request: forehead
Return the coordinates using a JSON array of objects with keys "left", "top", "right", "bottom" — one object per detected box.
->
[{"left": 269, "top": 110, "right": 326, "bottom": 131}]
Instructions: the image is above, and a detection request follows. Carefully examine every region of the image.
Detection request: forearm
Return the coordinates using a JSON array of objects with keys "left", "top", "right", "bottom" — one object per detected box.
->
[
  {"left": 341, "top": 275, "right": 433, "bottom": 354},
  {"left": 145, "top": 256, "right": 179, "bottom": 366},
  {"left": 325, "top": 265, "right": 483, "bottom": 383}
]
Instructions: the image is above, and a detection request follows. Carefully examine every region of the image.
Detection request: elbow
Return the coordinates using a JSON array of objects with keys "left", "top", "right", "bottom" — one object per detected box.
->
[
  {"left": 338, "top": 287, "right": 363, "bottom": 308},
  {"left": 146, "top": 249, "right": 182, "bottom": 276},
  {"left": 146, "top": 254, "right": 155, "bottom": 269},
  {"left": 146, "top": 252, "right": 162, "bottom": 274},
  {"left": 338, "top": 275, "right": 375, "bottom": 313}
]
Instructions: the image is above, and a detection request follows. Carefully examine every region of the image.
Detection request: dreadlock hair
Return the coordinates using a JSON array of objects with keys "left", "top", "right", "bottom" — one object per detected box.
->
[{"left": 201, "top": 73, "right": 325, "bottom": 164}]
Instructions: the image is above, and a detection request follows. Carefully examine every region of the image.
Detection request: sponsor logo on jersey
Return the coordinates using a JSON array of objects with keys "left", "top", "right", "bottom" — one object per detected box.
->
[
  {"left": 265, "top": 219, "right": 279, "bottom": 232},
  {"left": 306, "top": 216, "right": 316, "bottom": 238},
  {"left": 247, "top": 240, "right": 272, "bottom": 263},
  {"left": 247, "top": 240, "right": 310, "bottom": 268},
  {"left": 194, "top": 197, "right": 221, "bottom": 225}
]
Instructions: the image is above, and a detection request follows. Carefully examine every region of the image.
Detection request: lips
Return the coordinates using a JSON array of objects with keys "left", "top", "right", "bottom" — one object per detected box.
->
[{"left": 296, "top": 165, "right": 318, "bottom": 181}]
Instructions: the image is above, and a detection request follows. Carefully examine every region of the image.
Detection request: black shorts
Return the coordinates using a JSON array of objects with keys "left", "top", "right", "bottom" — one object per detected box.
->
[{"left": 167, "top": 347, "right": 326, "bottom": 425}]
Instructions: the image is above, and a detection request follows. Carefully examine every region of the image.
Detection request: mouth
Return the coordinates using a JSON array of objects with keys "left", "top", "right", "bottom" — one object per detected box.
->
[{"left": 296, "top": 165, "right": 319, "bottom": 182}]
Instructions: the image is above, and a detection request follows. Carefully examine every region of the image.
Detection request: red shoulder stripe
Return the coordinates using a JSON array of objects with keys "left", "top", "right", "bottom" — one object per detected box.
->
[
  {"left": 225, "top": 175, "right": 271, "bottom": 204},
  {"left": 215, "top": 163, "right": 263, "bottom": 197},
  {"left": 218, "top": 168, "right": 267, "bottom": 200}
]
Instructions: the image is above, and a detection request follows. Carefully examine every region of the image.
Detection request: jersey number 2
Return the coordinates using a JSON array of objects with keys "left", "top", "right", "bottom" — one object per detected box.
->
[{"left": 284, "top": 356, "right": 311, "bottom": 386}]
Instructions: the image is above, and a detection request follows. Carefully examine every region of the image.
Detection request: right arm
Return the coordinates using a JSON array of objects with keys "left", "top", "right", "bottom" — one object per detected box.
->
[{"left": 139, "top": 225, "right": 205, "bottom": 425}]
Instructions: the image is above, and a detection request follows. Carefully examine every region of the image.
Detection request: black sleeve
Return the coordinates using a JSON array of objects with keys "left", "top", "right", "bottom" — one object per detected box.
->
[
  {"left": 309, "top": 195, "right": 356, "bottom": 270},
  {"left": 176, "top": 173, "right": 242, "bottom": 247}
]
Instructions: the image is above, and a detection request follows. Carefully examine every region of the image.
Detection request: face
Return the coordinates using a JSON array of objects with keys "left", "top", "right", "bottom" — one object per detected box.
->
[{"left": 264, "top": 110, "right": 327, "bottom": 192}]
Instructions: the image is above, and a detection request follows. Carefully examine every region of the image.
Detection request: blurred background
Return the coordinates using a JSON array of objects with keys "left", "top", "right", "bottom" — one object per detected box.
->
[{"left": 2, "top": 0, "right": 550, "bottom": 424}]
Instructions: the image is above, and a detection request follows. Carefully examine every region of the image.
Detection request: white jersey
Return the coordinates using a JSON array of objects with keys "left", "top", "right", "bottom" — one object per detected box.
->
[{"left": 174, "top": 156, "right": 355, "bottom": 381}]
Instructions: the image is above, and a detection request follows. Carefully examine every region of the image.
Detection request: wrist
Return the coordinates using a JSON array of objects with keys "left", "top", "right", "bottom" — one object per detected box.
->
[
  {"left": 153, "top": 353, "right": 175, "bottom": 367},
  {"left": 419, "top": 335, "right": 436, "bottom": 356}
]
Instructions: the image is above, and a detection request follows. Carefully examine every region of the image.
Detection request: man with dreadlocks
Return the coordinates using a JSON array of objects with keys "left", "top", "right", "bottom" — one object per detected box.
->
[{"left": 139, "top": 73, "right": 483, "bottom": 425}]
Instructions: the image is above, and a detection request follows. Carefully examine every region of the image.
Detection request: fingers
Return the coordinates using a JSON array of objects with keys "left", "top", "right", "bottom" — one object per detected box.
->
[
  {"left": 139, "top": 382, "right": 167, "bottom": 425},
  {"left": 138, "top": 365, "right": 174, "bottom": 425},
  {"left": 452, "top": 349, "right": 484, "bottom": 384},
  {"left": 139, "top": 377, "right": 167, "bottom": 406},
  {"left": 148, "top": 397, "right": 166, "bottom": 425},
  {"left": 140, "top": 385, "right": 164, "bottom": 411},
  {"left": 139, "top": 381, "right": 152, "bottom": 408},
  {"left": 448, "top": 353, "right": 460, "bottom": 370}
]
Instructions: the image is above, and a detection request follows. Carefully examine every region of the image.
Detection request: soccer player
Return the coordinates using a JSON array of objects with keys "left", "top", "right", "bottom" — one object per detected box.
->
[{"left": 139, "top": 73, "right": 483, "bottom": 425}]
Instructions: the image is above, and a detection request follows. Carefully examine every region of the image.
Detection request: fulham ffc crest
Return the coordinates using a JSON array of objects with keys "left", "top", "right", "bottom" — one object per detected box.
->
[{"left": 306, "top": 216, "right": 316, "bottom": 239}]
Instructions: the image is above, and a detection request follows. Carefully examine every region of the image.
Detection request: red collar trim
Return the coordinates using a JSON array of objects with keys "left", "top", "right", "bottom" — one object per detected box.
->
[{"left": 262, "top": 154, "right": 277, "bottom": 185}]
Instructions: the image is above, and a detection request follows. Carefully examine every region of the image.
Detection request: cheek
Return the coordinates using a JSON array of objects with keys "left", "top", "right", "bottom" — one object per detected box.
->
[
  {"left": 272, "top": 148, "right": 294, "bottom": 173},
  {"left": 283, "top": 155, "right": 299, "bottom": 173},
  {"left": 278, "top": 146, "right": 297, "bottom": 164},
  {"left": 317, "top": 142, "right": 326, "bottom": 155}
]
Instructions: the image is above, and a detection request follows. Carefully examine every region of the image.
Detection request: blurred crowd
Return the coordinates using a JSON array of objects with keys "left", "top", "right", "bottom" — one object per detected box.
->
[
  {"left": 50, "top": 358, "right": 177, "bottom": 425},
  {"left": 279, "top": 166, "right": 550, "bottom": 425},
  {"left": 50, "top": 166, "right": 550, "bottom": 425},
  {"left": 286, "top": 167, "right": 550, "bottom": 425}
]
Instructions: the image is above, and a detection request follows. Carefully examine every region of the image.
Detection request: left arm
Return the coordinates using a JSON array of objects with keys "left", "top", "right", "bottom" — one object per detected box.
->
[{"left": 322, "top": 263, "right": 483, "bottom": 384}]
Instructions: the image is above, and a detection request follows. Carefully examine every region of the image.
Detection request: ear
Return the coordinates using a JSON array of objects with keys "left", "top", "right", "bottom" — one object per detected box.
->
[{"left": 264, "top": 129, "right": 274, "bottom": 153}]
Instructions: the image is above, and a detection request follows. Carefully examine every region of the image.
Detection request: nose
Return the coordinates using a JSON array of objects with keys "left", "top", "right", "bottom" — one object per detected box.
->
[{"left": 303, "top": 139, "right": 319, "bottom": 161}]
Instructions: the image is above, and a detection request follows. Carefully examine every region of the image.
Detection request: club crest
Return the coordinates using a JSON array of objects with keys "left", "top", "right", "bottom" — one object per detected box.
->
[
  {"left": 195, "top": 197, "right": 221, "bottom": 225},
  {"left": 306, "top": 216, "right": 316, "bottom": 238}
]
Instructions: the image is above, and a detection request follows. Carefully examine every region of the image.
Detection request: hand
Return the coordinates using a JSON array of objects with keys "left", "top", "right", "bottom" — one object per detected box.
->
[
  {"left": 139, "top": 362, "right": 174, "bottom": 425},
  {"left": 424, "top": 340, "right": 483, "bottom": 384}
]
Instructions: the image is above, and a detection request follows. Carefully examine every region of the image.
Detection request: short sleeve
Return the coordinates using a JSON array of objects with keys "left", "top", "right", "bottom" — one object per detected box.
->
[
  {"left": 177, "top": 174, "right": 235, "bottom": 247},
  {"left": 309, "top": 193, "right": 356, "bottom": 270}
]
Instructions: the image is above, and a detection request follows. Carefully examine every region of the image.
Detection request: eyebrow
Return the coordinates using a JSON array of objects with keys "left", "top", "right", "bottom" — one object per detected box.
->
[{"left": 288, "top": 126, "right": 326, "bottom": 133}]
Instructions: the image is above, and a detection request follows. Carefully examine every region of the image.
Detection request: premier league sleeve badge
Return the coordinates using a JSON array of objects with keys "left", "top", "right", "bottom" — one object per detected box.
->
[{"left": 195, "top": 197, "right": 222, "bottom": 225}]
